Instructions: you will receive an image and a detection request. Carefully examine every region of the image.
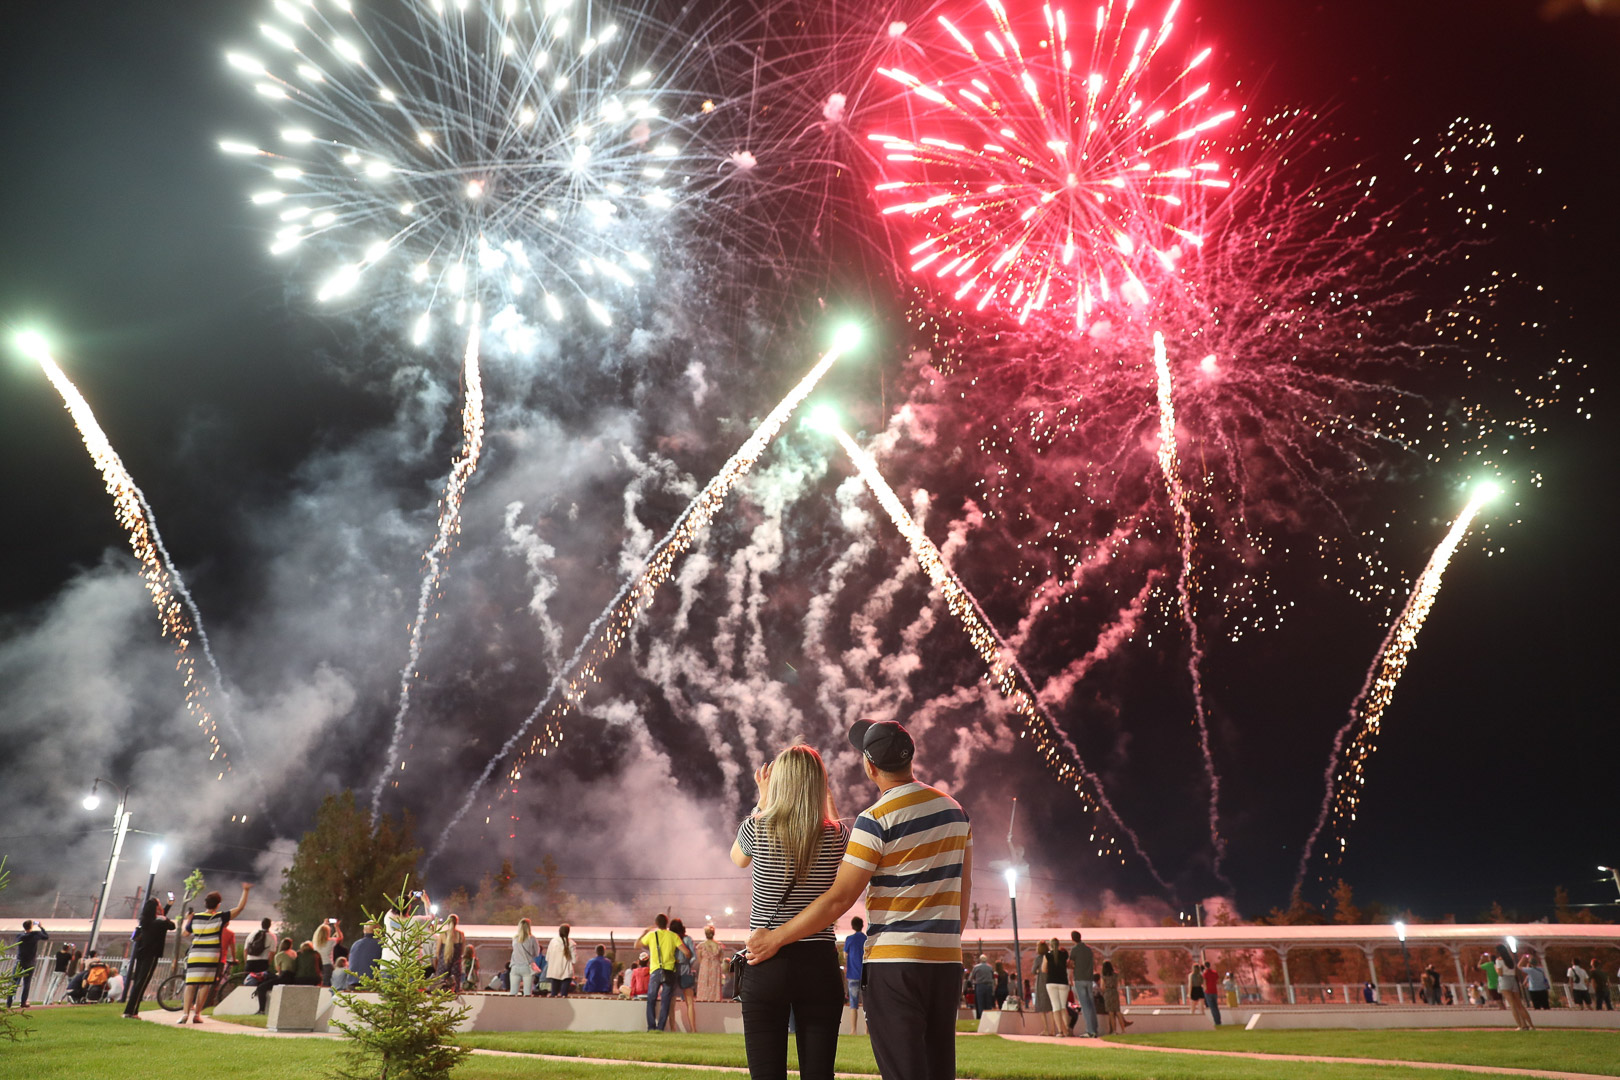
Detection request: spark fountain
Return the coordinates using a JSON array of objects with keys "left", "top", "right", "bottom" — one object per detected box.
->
[
  {"left": 15, "top": 332, "right": 234, "bottom": 779},
  {"left": 371, "top": 312, "right": 485, "bottom": 818},
  {"left": 1295, "top": 480, "right": 1503, "bottom": 892},
  {"left": 1152, "top": 329, "right": 1227, "bottom": 880}
]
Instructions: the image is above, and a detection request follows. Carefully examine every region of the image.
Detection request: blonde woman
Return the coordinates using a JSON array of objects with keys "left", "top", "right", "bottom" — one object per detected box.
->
[
  {"left": 435, "top": 914, "right": 466, "bottom": 993},
  {"left": 730, "top": 744, "right": 848, "bottom": 1080},
  {"left": 510, "top": 919, "right": 538, "bottom": 997},
  {"left": 546, "top": 923, "right": 575, "bottom": 997},
  {"left": 312, "top": 920, "right": 343, "bottom": 986},
  {"left": 695, "top": 924, "right": 725, "bottom": 1001}
]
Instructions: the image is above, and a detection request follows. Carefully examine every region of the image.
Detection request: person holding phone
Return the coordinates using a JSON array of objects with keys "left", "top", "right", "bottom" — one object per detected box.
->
[
  {"left": 314, "top": 919, "right": 344, "bottom": 986},
  {"left": 122, "top": 897, "right": 176, "bottom": 1017}
]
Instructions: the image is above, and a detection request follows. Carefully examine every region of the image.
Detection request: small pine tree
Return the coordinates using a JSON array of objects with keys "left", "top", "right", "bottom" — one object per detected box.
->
[
  {"left": 0, "top": 859, "right": 29, "bottom": 1042},
  {"left": 329, "top": 881, "right": 470, "bottom": 1080}
]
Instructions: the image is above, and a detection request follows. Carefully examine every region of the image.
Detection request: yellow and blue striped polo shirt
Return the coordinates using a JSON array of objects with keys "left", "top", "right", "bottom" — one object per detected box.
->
[{"left": 844, "top": 782, "right": 972, "bottom": 964}]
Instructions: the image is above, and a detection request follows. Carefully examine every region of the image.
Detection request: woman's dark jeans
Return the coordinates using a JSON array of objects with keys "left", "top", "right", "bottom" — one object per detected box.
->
[{"left": 741, "top": 939, "right": 845, "bottom": 1080}]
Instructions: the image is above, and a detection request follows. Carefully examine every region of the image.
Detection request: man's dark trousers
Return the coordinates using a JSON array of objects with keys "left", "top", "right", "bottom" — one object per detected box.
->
[{"left": 865, "top": 963, "right": 960, "bottom": 1080}]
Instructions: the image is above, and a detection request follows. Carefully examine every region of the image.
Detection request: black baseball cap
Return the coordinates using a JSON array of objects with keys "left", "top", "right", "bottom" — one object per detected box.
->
[{"left": 849, "top": 719, "right": 915, "bottom": 771}]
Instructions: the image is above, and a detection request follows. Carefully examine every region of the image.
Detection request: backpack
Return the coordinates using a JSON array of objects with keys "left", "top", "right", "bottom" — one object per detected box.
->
[
  {"left": 248, "top": 929, "right": 271, "bottom": 956},
  {"left": 85, "top": 964, "right": 110, "bottom": 987}
]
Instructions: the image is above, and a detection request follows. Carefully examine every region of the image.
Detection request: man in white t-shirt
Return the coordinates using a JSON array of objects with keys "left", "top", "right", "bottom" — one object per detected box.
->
[{"left": 1567, "top": 962, "right": 1591, "bottom": 1008}]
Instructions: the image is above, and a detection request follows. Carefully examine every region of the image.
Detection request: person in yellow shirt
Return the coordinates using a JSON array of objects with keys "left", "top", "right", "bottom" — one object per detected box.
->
[{"left": 639, "top": 913, "right": 689, "bottom": 1031}]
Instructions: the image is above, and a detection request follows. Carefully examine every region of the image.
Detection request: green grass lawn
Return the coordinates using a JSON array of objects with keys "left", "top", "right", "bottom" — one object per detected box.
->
[
  {"left": 1117, "top": 1027, "right": 1620, "bottom": 1077},
  {"left": 455, "top": 1029, "right": 1560, "bottom": 1079},
  {"left": 10, "top": 1007, "right": 1610, "bottom": 1080}
]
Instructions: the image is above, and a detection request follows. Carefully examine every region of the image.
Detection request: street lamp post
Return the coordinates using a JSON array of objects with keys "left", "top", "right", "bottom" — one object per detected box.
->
[
  {"left": 144, "top": 842, "right": 166, "bottom": 917},
  {"left": 1599, "top": 865, "right": 1620, "bottom": 900},
  {"left": 1395, "top": 921, "right": 1415, "bottom": 1004},
  {"left": 83, "top": 778, "right": 132, "bottom": 956},
  {"left": 1004, "top": 868, "right": 1023, "bottom": 1012}
]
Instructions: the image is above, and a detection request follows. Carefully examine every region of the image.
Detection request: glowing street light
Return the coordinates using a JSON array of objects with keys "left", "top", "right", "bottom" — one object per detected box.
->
[
  {"left": 1394, "top": 921, "right": 1415, "bottom": 1003},
  {"left": 1599, "top": 865, "right": 1620, "bottom": 899},
  {"left": 82, "top": 778, "right": 133, "bottom": 954}
]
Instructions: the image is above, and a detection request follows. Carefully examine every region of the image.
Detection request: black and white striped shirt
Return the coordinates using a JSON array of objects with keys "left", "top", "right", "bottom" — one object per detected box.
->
[{"left": 737, "top": 816, "right": 848, "bottom": 942}]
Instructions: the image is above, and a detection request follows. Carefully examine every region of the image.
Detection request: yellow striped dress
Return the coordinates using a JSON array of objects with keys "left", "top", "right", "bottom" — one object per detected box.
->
[{"left": 185, "top": 911, "right": 229, "bottom": 985}]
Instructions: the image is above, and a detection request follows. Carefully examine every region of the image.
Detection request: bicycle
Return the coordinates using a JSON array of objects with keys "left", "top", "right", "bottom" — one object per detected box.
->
[{"left": 156, "top": 967, "right": 246, "bottom": 1012}]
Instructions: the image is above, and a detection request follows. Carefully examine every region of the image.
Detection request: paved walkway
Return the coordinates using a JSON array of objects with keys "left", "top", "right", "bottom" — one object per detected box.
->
[{"left": 134, "top": 1010, "right": 1613, "bottom": 1080}]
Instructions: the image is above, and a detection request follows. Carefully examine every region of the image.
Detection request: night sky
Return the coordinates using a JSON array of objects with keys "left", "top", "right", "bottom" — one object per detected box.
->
[{"left": 2, "top": 0, "right": 1617, "bottom": 926}]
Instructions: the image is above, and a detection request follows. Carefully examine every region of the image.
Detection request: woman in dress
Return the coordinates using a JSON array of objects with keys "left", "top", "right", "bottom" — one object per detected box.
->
[
  {"left": 1495, "top": 944, "right": 1534, "bottom": 1031},
  {"left": 181, "top": 882, "right": 252, "bottom": 1024},
  {"left": 670, "top": 918, "right": 698, "bottom": 1031},
  {"left": 546, "top": 923, "right": 575, "bottom": 997},
  {"left": 695, "top": 924, "right": 725, "bottom": 1002},
  {"left": 510, "top": 919, "right": 538, "bottom": 997},
  {"left": 1100, "top": 959, "right": 1130, "bottom": 1033},
  {"left": 1032, "top": 940, "right": 1053, "bottom": 1035},
  {"left": 729, "top": 744, "right": 848, "bottom": 1080},
  {"left": 435, "top": 914, "right": 467, "bottom": 993}
]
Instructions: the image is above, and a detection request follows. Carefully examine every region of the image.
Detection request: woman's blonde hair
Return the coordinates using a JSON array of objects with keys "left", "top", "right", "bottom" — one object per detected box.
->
[
  {"left": 759, "top": 743, "right": 839, "bottom": 882},
  {"left": 516, "top": 918, "right": 532, "bottom": 943},
  {"left": 313, "top": 923, "right": 330, "bottom": 948}
]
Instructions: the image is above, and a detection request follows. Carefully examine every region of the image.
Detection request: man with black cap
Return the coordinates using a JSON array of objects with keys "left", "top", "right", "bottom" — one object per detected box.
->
[{"left": 746, "top": 719, "right": 972, "bottom": 1080}]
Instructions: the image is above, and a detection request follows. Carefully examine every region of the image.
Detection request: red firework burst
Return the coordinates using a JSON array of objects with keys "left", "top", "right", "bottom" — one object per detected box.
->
[{"left": 870, "top": 0, "right": 1235, "bottom": 328}]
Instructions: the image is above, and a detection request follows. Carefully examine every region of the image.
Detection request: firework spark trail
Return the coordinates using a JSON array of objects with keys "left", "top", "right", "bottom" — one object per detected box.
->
[
  {"left": 425, "top": 330, "right": 860, "bottom": 863},
  {"left": 22, "top": 336, "right": 233, "bottom": 779},
  {"left": 371, "top": 313, "right": 485, "bottom": 820},
  {"left": 1293, "top": 482, "right": 1499, "bottom": 895},
  {"left": 1008, "top": 519, "right": 1137, "bottom": 650},
  {"left": 1152, "top": 330, "right": 1227, "bottom": 881},
  {"left": 825, "top": 419, "right": 1167, "bottom": 884},
  {"left": 871, "top": 0, "right": 1234, "bottom": 328},
  {"left": 1035, "top": 574, "right": 1156, "bottom": 707}
]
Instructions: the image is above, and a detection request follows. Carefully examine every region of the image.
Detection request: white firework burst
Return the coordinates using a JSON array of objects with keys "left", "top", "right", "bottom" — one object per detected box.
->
[{"left": 219, "top": 0, "right": 698, "bottom": 340}]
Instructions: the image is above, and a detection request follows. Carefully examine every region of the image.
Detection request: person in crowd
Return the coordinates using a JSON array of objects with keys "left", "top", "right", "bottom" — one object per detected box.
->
[
  {"left": 104, "top": 966, "right": 126, "bottom": 1001},
  {"left": 1100, "top": 960, "right": 1130, "bottom": 1034},
  {"left": 1032, "top": 940, "right": 1053, "bottom": 1034},
  {"left": 1224, "top": 971, "right": 1239, "bottom": 1009},
  {"left": 670, "top": 918, "right": 699, "bottom": 1031},
  {"left": 630, "top": 953, "right": 651, "bottom": 999},
  {"left": 640, "top": 914, "right": 690, "bottom": 1030},
  {"left": 123, "top": 896, "right": 176, "bottom": 1017},
  {"left": 584, "top": 943, "right": 614, "bottom": 995},
  {"left": 1071, "top": 930, "right": 1099, "bottom": 1039},
  {"left": 1495, "top": 945, "right": 1534, "bottom": 1030},
  {"left": 347, "top": 923, "right": 381, "bottom": 981},
  {"left": 1420, "top": 964, "right": 1441, "bottom": 1005},
  {"left": 1567, "top": 958, "right": 1592, "bottom": 1009},
  {"left": 546, "top": 923, "right": 576, "bottom": 998},
  {"left": 1479, "top": 951, "right": 1501, "bottom": 1005},
  {"left": 181, "top": 883, "right": 252, "bottom": 1024},
  {"left": 435, "top": 914, "right": 467, "bottom": 994},
  {"left": 509, "top": 919, "right": 539, "bottom": 997},
  {"left": 728, "top": 743, "right": 848, "bottom": 1079},
  {"left": 1519, "top": 952, "right": 1551, "bottom": 1010},
  {"left": 993, "top": 961, "right": 1009, "bottom": 1009},
  {"left": 461, "top": 943, "right": 479, "bottom": 992},
  {"left": 970, "top": 955, "right": 994, "bottom": 1020},
  {"left": 694, "top": 926, "right": 725, "bottom": 1002},
  {"left": 843, "top": 917, "right": 867, "bottom": 1034},
  {"left": 1589, "top": 959, "right": 1611, "bottom": 1010},
  {"left": 45, "top": 941, "right": 77, "bottom": 1004},
  {"left": 292, "top": 940, "right": 323, "bottom": 987},
  {"left": 744, "top": 720, "right": 973, "bottom": 1080},
  {"left": 253, "top": 938, "right": 299, "bottom": 1014},
  {"left": 1044, "top": 937, "right": 1071, "bottom": 1035},
  {"left": 6, "top": 919, "right": 49, "bottom": 1009},
  {"left": 243, "top": 917, "right": 275, "bottom": 979},
  {"left": 63, "top": 950, "right": 101, "bottom": 1003},
  {"left": 1188, "top": 963, "right": 1205, "bottom": 1013},
  {"left": 313, "top": 920, "right": 343, "bottom": 986},
  {"left": 1202, "top": 962, "right": 1223, "bottom": 1026},
  {"left": 331, "top": 956, "right": 360, "bottom": 992}
]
